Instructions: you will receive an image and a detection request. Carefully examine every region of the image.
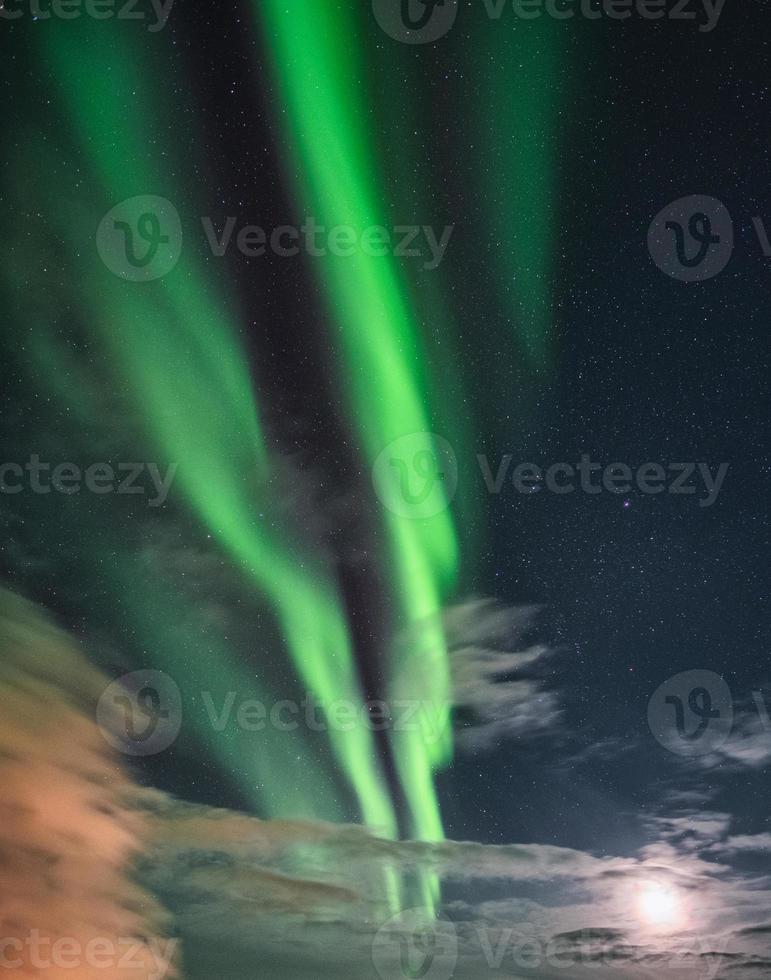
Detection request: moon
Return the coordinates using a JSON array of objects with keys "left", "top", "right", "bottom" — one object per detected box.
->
[{"left": 638, "top": 883, "right": 686, "bottom": 931}]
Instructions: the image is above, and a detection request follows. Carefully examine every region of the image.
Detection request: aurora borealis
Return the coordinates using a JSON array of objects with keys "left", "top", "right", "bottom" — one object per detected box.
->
[
  {"left": 9, "top": 3, "right": 476, "bottom": 855},
  {"left": 2, "top": 1, "right": 771, "bottom": 978},
  {"left": 257, "top": 0, "right": 460, "bottom": 853},
  {"left": 31, "top": 17, "right": 402, "bottom": 841}
]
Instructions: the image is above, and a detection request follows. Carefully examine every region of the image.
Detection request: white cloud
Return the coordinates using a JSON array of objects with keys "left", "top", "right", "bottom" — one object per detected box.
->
[
  {"left": 444, "top": 600, "right": 564, "bottom": 751},
  {"left": 126, "top": 790, "right": 771, "bottom": 980}
]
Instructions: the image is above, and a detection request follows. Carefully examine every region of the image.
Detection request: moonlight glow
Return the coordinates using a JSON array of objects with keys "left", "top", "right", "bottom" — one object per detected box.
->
[{"left": 638, "top": 883, "right": 686, "bottom": 931}]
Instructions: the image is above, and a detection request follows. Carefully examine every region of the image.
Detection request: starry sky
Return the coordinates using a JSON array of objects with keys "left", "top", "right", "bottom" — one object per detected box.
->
[{"left": 1, "top": 1, "right": 770, "bottom": 977}]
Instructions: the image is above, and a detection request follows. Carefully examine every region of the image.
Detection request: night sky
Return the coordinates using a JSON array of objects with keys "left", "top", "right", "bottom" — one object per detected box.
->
[{"left": 1, "top": 1, "right": 770, "bottom": 978}]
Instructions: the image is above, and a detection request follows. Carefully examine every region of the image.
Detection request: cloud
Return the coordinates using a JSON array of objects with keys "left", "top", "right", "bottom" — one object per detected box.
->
[
  {"left": 118, "top": 788, "right": 771, "bottom": 980},
  {"left": 695, "top": 692, "right": 771, "bottom": 771},
  {"left": 443, "top": 600, "right": 564, "bottom": 751},
  {"left": 4, "top": 585, "right": 770, "bottom": 980},
  {"left": 0, "top": 587, "right": 178, "bottom": 980},
  {"left": 645, "top": 812, "right": 735, "bottom": 851},
  {"left": 705, "top": 834, "right": 771, "bottom": 855}
]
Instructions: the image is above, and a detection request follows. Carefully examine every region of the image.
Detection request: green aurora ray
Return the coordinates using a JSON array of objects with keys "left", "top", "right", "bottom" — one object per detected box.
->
[
  {"left": 24, "top": 21, "right": 400, "bottom": 844},
  {"left": 255, "top": 0, "right": 460, "bottom": 859}
]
